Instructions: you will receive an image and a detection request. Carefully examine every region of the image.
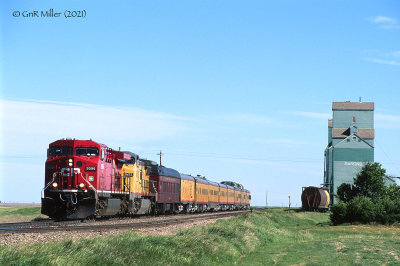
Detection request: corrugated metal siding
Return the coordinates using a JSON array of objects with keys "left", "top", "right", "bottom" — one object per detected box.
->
[
  {"left": 334, "top": 148, "right": 374, "bottom": 162},
  {"left": 333, "top": 110, "right": 374, "bottom": 129},
  {"left": 334, "top": 137, "right": 373, "bottom": 149},
  {"left": 333, "top": 161, "right": 368, "bottom": 195}
]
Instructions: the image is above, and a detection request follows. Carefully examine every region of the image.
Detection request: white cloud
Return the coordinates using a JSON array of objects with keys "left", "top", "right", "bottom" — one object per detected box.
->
[
  {"left": 370, "top": 16, "right": 397, "bottom": 24},
  {"left": 375, "top": 113, "right": 400, "bottom": 129},
  {"left": 24, "top": 99, "right": 191, "bottom": 121},
  {"left": 0, "top": 99, "right": 190, "bottom": 156},
  {"left": 392, "top": 51, "right": 400, "bottom": 58},
  {"left": 362, "top": 49, "right": 400, "bottom": 67},
  {"left": 369, "top": 16, "right": 399, "bottom": 29},
  {"left": 363, "top": 57, "right": 400, "bottom": 66},
  {"left": 0, "top": 161, "right": 43, "bottom": 203},
  {"left": 291, "top": 111, "right": 330, "bottom": 119}
]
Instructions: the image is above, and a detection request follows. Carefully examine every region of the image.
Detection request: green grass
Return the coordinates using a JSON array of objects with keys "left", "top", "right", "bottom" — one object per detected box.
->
[
  {"left": 239, "top": 210, "right": 400, "bottom": 265},
  {"left": 0, "top": 207, "right": 47, "bottom": 223},
  {"left": 0, "top": 207, "right": 41, "bottom": 217},
  {"left": 1, "top": 210, "right": 400, "bottom": 265}
]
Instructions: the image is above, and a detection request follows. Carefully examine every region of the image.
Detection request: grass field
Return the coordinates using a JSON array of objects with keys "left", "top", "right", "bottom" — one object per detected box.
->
[
  {"left": 1, "top": 209, "right": 400, "bottom": 265},
  {"left": 0, "top": 206, "right": 46, "bottom": 223},
  {"left": 239, "top": 210, "right": 400, "bottom": 265}
]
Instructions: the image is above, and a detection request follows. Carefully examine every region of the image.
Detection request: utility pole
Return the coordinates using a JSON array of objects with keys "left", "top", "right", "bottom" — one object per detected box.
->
[
  {"left": 157, "top": 150, "right": 163, "bottom": 166},
  {"left": 288, "top": 195, "right": 291, "bottom": 210},
  {"left": 266, "top": 190, "right": 268, "bottom": 208}
]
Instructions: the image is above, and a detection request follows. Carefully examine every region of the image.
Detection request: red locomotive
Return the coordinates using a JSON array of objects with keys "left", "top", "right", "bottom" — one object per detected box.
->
[{"left": 41, "top": 139, "right": 251, "bottom": 219}]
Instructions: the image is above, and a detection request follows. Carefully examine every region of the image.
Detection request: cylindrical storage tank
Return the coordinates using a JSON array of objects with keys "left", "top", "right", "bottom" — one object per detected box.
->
[
  {"left": 301, "top": 187, "right": 330, "bottom": 211},
  {"left": 319, "top": 189, "right": 330, "bottom": 209}
]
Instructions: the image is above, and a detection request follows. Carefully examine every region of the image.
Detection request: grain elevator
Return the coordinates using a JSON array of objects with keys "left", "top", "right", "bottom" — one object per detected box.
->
[{"left": 324, "top": 100, "right": 374, "bottom": 204}]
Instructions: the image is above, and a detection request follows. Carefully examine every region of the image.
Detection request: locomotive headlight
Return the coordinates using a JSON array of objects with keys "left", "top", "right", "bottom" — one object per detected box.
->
[
  {"left": 52, "top": 182, "right": 58, "bottom": 188},
  {"left": 68, "top": 159, "right": 73, "bottom": 162},
  {"left": 68, "top": 162, "right": 73, "bottom": 166},
  {"left": 68, "top": 159, "right": 73, "bottom": 166},
  {"left": 79, "top": 183, "right": 84, "bottom": 189}
]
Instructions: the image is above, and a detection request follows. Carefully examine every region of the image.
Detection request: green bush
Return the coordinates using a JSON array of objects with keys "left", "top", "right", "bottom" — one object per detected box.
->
[
  {"left": 330, "top": 162, "right": 400, "bottom": 225},
  {"left": 330, "top": 201, "right": 347, "bottom": 225},
  {"left": 331, "top": 196, "right": 400, "bottom": 225},
  {"left": 386, "top": 185, "right": 400, "bottom": 200},
  {"left": 346, "top": 196, "right": 376, "bottom": 224},
  {"left": 336, "top": 183, "right": 355, "bottom": 202},
  {"left": 375, "top": 197, "right": 400, "bottom": 224},
  {"left": 353, "top": 163, "right": 386, "bottom": 202}
]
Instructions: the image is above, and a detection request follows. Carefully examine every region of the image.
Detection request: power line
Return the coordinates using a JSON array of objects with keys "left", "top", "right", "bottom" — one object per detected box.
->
[
  {"left": 375, "top": 141, "right": 400, "bottom": 174},
  {"left": 2, "top": 147, "right": 398, "bottom": 170},
  {"left": 149, "top": 150, "right": 324, "bottom": 163}
]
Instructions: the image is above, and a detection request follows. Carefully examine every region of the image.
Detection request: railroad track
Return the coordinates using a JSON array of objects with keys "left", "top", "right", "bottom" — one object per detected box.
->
[{"left": 0, "top": 210, "right": 250, "bottom": 234}]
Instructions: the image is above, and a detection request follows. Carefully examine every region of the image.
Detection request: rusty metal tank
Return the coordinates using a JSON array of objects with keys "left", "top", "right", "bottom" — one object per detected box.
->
[{"left": 301, "top": 187, "right": 330, "bottom": 211}]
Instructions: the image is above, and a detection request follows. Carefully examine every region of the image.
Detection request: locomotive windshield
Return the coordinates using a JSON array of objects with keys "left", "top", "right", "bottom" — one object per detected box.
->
[
  {"left": 126, "top": 158, "right": 136, "bottom": 164},
  {"left": 75, "top": 147, "right": 99, "bottom": 157},
  {"left": 49, "top": 146, "right": 73, "bottom": 156}
]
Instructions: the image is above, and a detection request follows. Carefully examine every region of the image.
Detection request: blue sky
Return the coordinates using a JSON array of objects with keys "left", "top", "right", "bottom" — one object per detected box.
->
[{"left": 1, "top": 1, "right": 399, "bottom": 206}]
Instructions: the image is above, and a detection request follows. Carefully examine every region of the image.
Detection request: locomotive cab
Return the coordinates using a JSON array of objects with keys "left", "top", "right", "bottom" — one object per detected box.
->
[{"left": 42, "top": 139, "right": 112, "bottom": 219}]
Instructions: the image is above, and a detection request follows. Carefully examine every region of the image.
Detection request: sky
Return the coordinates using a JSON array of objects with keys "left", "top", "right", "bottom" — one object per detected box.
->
[{"left": 1, "top": 0, "right": 399, "bottom": 207}]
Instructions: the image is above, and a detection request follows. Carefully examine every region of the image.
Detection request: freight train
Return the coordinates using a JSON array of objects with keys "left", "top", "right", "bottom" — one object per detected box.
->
[
  {"left": 41, "top": 139, "right": 251, "bottom": 219},
  {"left": 301, "top": 186, "right": 330, "bottom": 211}
]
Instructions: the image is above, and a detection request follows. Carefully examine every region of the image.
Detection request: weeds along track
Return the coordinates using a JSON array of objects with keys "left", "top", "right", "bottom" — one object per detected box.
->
[{"left": 0, "top": 210, "right": 250, "bottom": 234}]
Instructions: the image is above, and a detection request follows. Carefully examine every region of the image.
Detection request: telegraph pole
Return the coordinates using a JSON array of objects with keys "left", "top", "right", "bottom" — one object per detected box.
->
[{"left": 158, "top": 150, "right": 163, "bottom": 166}]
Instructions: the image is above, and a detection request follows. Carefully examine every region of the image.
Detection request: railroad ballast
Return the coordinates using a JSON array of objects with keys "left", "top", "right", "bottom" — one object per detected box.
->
[{"left": 41, "top": 139, "right": 251, "bottom": 219}]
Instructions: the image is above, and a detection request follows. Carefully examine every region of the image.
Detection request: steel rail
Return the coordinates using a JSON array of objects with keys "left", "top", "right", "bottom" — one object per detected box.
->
[{"left": 0, "top": 210, "right": 250, "bottom": 234}]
